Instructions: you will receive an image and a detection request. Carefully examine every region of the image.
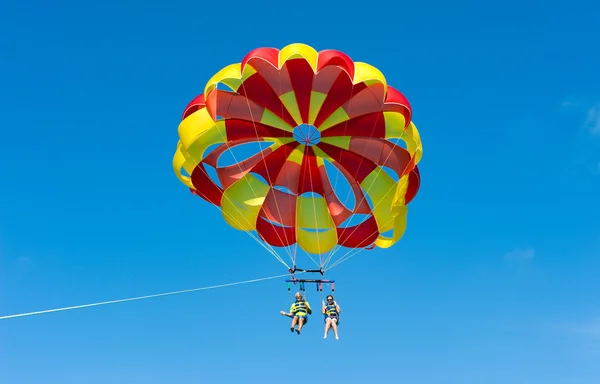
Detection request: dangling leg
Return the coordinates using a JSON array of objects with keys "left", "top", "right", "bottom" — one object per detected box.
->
[
  {"left": 296, "top": 316, "right": 305, "bottom": 334},
  {"left": 331, "top": 318, "right": 339, "bottom": 339},
  {"left": 290, "top": 315, "right": 298, "bottom": 332},
  {"left": 324, "top": 317, "right": 332, "bottom": 338}
]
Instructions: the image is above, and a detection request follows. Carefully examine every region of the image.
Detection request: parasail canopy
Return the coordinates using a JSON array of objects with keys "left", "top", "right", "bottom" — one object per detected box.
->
[{"left": 173, "top": 43, "right": 423, "bottom": 273}]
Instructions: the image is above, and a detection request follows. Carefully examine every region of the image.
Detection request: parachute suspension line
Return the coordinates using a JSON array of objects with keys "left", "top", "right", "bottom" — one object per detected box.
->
[
  {"left": 188, "top": 183, "right": 282, "bottom": 265},
  {"left": 290, "top": 244, "right": 320, "bottom": 273},
  {"left": 321, "top": 80, "right": 357, "bottom": 270},
  {"left": 0, "top": 272, "right": 293, "bottom": 321},
  {"left": 294, "top": 237, "right": 321, "bottom": 270},
  {"left": 306, "top": 144, "right": 325, "bottom": 270},
  {"left": 323, "top": 109, "right": 412, "bottom": 270},
  {"left": 196, "top": 133, "right": 287, "bottom": 267},
  {"left": 321, "top": 244, "right": 340, "bottom": 271},
  {"left": 293, "top": 244, "right": 297, "bottom": 267},
  {"left": 237, "top": 79, "right": 296, "bottom": 267},
  {"left": 285, "top": 144, "right": 320, "bottom": 271},
  {"left": 276, "top": 71, "right": 300, "bottom": 269},
  {"left": 211, "top": 117, "right": 292, "bottom": 269},
  {"left": 324, "top": 130, "right": 411, "bottom": 272},
  {"left": 212, "top": 203, "right": 289, "bottom": 268},
  {"left": 324, "top": 246, "right": 364, "bottom": 271},
  {"left": 270, "top": 66, "right": 321, "bottom": 273},
  {"left": 213, "top": 169, "right": 288, "bottom": 268},
  {"left": 303, "top": 249, "right": 321, "bottom": 269},
  {"left": 323, "top": 96, "right": 382, "bottom": 269}
]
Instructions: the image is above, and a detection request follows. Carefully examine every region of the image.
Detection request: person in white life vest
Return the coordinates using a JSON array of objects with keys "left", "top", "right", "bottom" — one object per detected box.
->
[
  {"left": 322, "top": 294, "right": 341, "bottom": 340},
  {"left": 280, "top": 292, "right": 312, "bottom": 335}
]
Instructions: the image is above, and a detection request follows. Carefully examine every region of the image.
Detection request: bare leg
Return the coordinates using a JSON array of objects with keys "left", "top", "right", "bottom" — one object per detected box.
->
[
  {"left": 324, "top": 318, "right": 331, "bottom": 338},
  {"left": 296, "top": 317, "right": 305, "bottom": 334},
  {"left": 331, "top": 319, "right": 339, "bottom": 339},
  {"left": 290, "top": 316, "right": 298, "bottom": 332}
]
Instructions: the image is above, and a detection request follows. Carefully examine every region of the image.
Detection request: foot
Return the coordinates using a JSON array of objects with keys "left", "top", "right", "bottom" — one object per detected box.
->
[
  {"left": 335, "top": 335, "right": 339, "bottom": 340},
  {"left": 290, "top": 327, "right": 295, "bottom": 333},
  {"left": 323, "top": 335, "right": 327, "bottom": 339},
  {"left": 296, "top": 329, "right": 301, "bottom": 335}
]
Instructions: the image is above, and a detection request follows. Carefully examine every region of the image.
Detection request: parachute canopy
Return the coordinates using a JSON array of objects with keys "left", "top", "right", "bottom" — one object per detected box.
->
[{"left": 173, "top": 43, "right": 422, "bottom": 271}]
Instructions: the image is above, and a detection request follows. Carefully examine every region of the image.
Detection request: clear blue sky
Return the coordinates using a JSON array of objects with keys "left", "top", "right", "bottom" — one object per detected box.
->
[{"left": 1, "top": 0, "right": 600, "bottom": 382}]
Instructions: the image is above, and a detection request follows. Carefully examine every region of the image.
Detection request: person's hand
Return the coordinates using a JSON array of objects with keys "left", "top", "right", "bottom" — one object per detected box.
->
[{"left": 280, "top": 310, "right": 286, "bottom": 315}]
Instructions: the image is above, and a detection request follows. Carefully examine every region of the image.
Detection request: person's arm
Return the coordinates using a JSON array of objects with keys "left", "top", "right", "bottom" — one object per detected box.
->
[
  {"left": 305, "top": 301, "right": 312, "bottom": 314},
  {"left": 321, "top": 299, "right": 326, "bottom": 314},
  {"left": 280, "top": 303, "right": 295, "bottom": 317},
  {"left": 280, "top": 310, "right": 293, "bottom": 318},
  {"left": 335, "top": 302, "right": 341, "bottom": 313}
]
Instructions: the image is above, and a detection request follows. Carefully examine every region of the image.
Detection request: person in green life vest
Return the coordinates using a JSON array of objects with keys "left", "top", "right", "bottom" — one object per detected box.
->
[
  {"left": 280, "top": 292, "right": 312, "bottom": 335},
  {"left": 322, "top": 294, "right": 341, "bottom": 340}
]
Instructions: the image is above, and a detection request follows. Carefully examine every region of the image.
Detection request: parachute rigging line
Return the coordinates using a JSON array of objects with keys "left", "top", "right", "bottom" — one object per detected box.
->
[{"left": 0, "top": 272, "right": 298, "bottom": 321}]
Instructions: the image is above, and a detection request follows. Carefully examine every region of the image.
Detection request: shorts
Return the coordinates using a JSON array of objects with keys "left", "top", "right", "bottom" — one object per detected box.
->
[
  {"left": 294, "top": 313, "right": 308, "bottom": 323},
  {"left": 324, "top": 315, "right": 340, "bottom": 325}
]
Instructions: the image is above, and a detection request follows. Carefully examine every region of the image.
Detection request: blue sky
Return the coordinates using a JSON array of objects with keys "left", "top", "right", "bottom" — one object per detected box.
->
[{"left": 1, "top": 0, "right": 600, "bottom": 382}]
